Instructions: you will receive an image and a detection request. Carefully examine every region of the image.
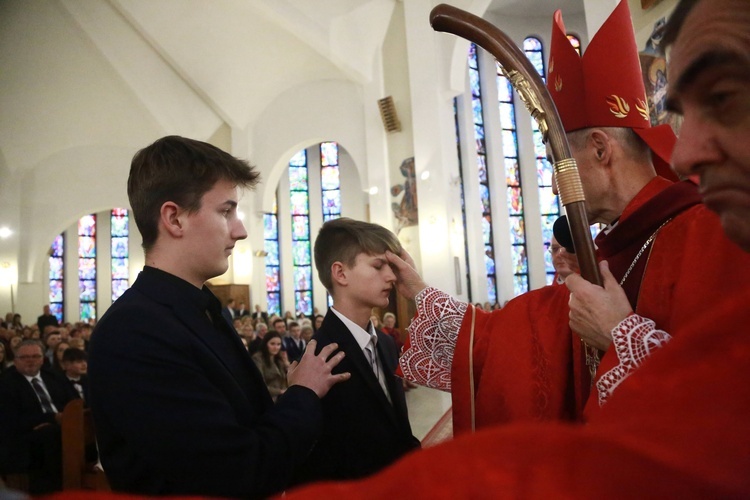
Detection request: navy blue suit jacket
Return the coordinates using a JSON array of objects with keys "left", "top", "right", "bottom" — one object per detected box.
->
[
  {"left": 291, "top": 310, "right": 420, "bottom": 485},
  {"left": 89, "top": 267, "right": 322, "bottom": 499}
]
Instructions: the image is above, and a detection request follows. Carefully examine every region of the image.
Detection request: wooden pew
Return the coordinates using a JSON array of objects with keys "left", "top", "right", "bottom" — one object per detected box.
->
[{"left": 61, "top": 399, "right": 110, "bottom": 491}]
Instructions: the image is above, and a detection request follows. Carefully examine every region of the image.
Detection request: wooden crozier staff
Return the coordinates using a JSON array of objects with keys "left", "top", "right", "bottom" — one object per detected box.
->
[{"left": 430, "top": 4, "right": 603, "bottom": 374}]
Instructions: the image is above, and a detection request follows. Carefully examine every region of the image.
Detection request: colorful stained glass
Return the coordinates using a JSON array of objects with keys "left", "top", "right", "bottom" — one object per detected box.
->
[
  {"left": 295, "top": 291, "right": 313, "bottom": 316},
  {"left": 474, "top": 124, "right": 485, "bottom": 141},
  {"left": 484, "top": 247, "right": 496, "bottom": 275},
  {"left": 482, "top": 215, "right": 492, "bottom": 244},
  {"left": 501, "top": 130, "right": 517, "bottom": 158},
  {"left": 79, "top": 259, "right": 96, "bottom": 280},
  {"left": 514, "top": 275, "right": 529, "bottom": 296},
  {"left": 507, "top": 187, "right": 523, "bottom": 215},
  {"left": 49, "top": 281, "right": 63, "bottom": 302},
  {"left": 321, "top": 142, "right": 338, "bottom": 166},
  {"left": 267, "top": 293, "right": 280, "bottom": 316},
  {"left": 544, "top": 245, "right": 555, "bottom": 274},
  {"left": 263, "top": 213, "right": 278, "bottom": 239},
  {"left": 537, "top": 158, "right": 554, "bottom": 185},
  {"left": 112, "top": 207, "right": 128, "bottom": 217},
  {"left": 290, "top": 192, "right": 309, "bottom": 216},
  {"left": 511, "top": 245, "right": 528, "bottom": 274},
  {"left": 523, "top": 38, "right": 542, "bottom": 51},
  {"left": 541, "top": 215, "right": 557, "bottom": 246},
  {"left": 111, "top": 237, "right": 128, "bottom": 258},
  {"left": 509, "top": 216, "right": 525, "bottom": 244},
  {"left": 51, "top": 235, "right": 64, "bottom": 256},
  {"left": 80, "top": 302, "right": 96, "bottom": 321},
  {"left": 324, "top": 213, "right": 338, "bottom": 222},
  {"left": 472, "top": 98, "right": 484, "bottom": 125},
  {"left": 50, "top": 303, "right": 63, "bottom": 323},
  {"left": 111, "top": 215, "right": 128, "bottom": 236},
  {"left": 49, "top": 257, "right": 63, "bottom": 280},
  {"left": 496, "top": 72, "right": 512, "bottom": 101},
  {"left": 112, "top": 258, "right": 128, "bottom": 279},
  {"left": 78, "top": 236, "right": 96, "bottom": 258},
  {"left": 112, "top": 280, "right": 129, "bottom": 301},
  {"left": 477, "top": 155, "right": 488, "bottom": 183},
  {"left": 468, "top": 44, "right": 478, "bottom": 68},
  {"left": 292, "top": 216, "right": 310, "bottom": 240},
  {"left": 289, "top": 166, "right": 308, "bottom": 191},
  {"left": 292, "top": 241, "right": 311, "bottom": 266},
  {"left": 294, "top": 266, "right": 312, "bottom": 290},
  {"left": 321, "top": 166, "right": 340, "bottom": 190},
  {"left": 505, "top": 159, "right": 520, "bottom": 185},
  {"left": 533, "top": 129, "right": 546, "bottom": 159},
  {"left": 79, "top": 280, "right": 96, "bottom": 301},
  {"left": 469, "top": 69, "right": 480, "bottom": 96},
  {"left": 568, "top": 35, "right": 581, "bottom": 55},
  {"left": 499, "top": 102, "right": 515, "bottom": 127},
  {"left": 538, "top": 187, "right": 559, "bottom": 214},
  {"left": 487, "top": 276, "right": 497, "bottom": 304},
  {"left": 264, "top": 241, "right": 279, "bottom": 266},
  {"left": 479, "top": 185, "right": 491, "bottom": 214},
  {"left": 266, "top": 267, "right": 280, "bottom": 291},
  {"left": 78, "top": 215, "right": 96, "bottom": 236},
  {"left": 322, "top": 191, "right": 341, "bottom": 215},
  {"left": 289, "top": 150, "right": 306, "bottom": 167}
]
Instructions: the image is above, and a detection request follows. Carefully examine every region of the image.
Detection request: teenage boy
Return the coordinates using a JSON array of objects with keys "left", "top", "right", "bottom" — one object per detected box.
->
[
  {"left": 61, "top": 347, "right": 89, "bottom": 403},
  {"left": 292, "top": 217, "right": 420, "bottom": 486}
]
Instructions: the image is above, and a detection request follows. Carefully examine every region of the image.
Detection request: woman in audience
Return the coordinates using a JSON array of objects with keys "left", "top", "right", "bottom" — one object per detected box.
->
[
  {"left": 251, "top": 332, "right": 288, "bottom": 402},
  {"left": 0, "top": 342, "right": 9, "bottom": 372},
  {"left": 53, "top": 341, "right": 70, "bottom": 374},
  {"left": 313, "top": 314, "right": 325, "bottom": 333}
]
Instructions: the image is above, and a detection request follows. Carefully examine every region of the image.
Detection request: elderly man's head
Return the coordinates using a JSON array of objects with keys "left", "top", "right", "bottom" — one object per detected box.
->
[{"left": 665, "top": 0, "right": 750, "bottom": 252}]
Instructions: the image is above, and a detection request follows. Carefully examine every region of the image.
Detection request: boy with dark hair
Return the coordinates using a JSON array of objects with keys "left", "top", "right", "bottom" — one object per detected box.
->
[
  {"left": 61, "top": 347, "right": 89, "bottom": 403},
  {"left": 89, "top": 135, "right": 348, "bottom": 498},
  {"left": 292, "top": 217, "right": 419, "bottom": 485}
]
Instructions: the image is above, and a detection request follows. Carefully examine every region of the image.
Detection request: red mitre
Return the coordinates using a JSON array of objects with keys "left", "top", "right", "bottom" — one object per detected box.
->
[{"left": 547, "top": 0, "right": 678, "bottom": 181}]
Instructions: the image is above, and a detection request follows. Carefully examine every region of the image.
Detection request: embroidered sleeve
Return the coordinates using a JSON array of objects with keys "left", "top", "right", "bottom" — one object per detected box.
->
[
  {"left": 398, "top": 287, "right": 468, "bottom": 391},
  {"left": 596, "top": 314, "right": 672, "bottom": 406}
]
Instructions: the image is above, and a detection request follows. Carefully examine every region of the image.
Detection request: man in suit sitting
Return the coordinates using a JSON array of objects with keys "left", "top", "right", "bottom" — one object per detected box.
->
[
  {"left": 251, "top": 304, "right": 269, "bottom": 325},
  {"left": 88, "top": 135, "right": 350, "bottom": 499},
  {"left": 292, "top": 217, "right": 420, "bottom": 486},
  {"left": 0, "top": 339, "right": 78, "bottom": 494},
  {"left": 282, "top": 322, "right": 306, "bottom": 363}
]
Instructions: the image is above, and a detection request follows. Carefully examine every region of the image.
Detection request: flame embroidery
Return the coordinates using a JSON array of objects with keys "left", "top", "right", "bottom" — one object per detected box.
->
[
  {"left": 549, "top": 57, "right": 555, "bottom": 73},
  {"left": 606, "top": 95, "right": 630, "bottom": 118},
  {"left": 636, "top": 97, "right": 650, "bottom": 121},
  {"left": 554, "top": 75, "right": 563, "bottom": 92}
]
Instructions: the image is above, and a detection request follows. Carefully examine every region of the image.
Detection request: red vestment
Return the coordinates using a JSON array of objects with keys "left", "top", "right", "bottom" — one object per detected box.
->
[
  {"left": 400, "top": 178, "right": 750, "bottom": 434},
  {"left": 285, "top": 288, "right": 750, "bottom": 498}
]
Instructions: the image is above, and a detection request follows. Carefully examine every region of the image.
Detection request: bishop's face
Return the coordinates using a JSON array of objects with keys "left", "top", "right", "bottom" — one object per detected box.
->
[{"left": 668, "top": 0, "right": 750, "bottom": 252}]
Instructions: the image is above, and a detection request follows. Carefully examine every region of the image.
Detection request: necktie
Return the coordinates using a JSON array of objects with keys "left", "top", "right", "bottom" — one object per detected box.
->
[
  {"left": 365, "top": 337, "right": 380, "bottom": 380},
  {"left": 31, "top": 377, "right": 55, "bottom": 414}
]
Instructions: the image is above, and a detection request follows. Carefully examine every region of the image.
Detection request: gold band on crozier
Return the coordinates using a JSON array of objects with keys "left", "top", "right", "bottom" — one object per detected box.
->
[{"left": 554, "top": 159, "right": 585, "bottom": 205}]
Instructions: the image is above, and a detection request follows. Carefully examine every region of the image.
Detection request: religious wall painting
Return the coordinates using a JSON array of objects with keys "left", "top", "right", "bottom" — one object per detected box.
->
[{"left": 391, "top": 157, "right": 418, "bottom": 233}]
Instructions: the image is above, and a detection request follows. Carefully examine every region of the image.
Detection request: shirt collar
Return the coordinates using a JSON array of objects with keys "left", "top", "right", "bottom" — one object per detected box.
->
[{"left": 330, "top": 307, "right": 377, "bottom": 350}]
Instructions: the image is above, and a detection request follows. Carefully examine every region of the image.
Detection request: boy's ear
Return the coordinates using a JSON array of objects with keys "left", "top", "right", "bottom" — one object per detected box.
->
[
  {"left": 160, "top": 201, "right": 185, "bottom": 238},
  {"left": 331, "top": 261, "right": 348, "bottom": 287}
]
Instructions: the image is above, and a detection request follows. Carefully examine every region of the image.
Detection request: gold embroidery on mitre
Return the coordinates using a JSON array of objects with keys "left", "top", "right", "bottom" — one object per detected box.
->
[
  {"left": 554, "top": 75, "right": 563, "bottom": 92},
  {"left": 549, "top": 57, "right": 555, "bottom": 73},
  {"left": 606, "top": 95, "right": 630, "bottom": 118},
  {"left": 636, "top": 97, "right": 650, "bottom": 121}
]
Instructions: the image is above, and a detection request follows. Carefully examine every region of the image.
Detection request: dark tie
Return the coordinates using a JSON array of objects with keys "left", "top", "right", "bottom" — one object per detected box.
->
[{"left": 31, "top": 377, "right": 55, "bottom": 414}]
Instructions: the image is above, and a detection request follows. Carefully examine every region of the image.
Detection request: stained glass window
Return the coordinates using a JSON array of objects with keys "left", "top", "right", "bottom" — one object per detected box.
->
[
  {"left": 49, "top": 234, "right": 64, "bottom": 323},
  {"left": 78, "top": 214, "right": 96, "bottom": 321},
  {"left": 320, "top": 142, "right": 341, "bottom": 222},
  {"left": 290, "top": 150, "right": 313, "bottom": 316},
  {"left": 525, "top": 36, "right": 561, "bottom": 285},
  {"left": 264, "top": 196, "right": 281, "bottom": 316},
  {"left": 497, "top": 64, "right": 529, "bottom": 296},
  {"left": 454, "top": 97, "right": 472, "bottom": 301},
  {"left": 469, "top": 43, "right": 498, "bottom": 304},
  {"left": 111, "top": 208, "right": 129, "bottom": 301},
  {"left": 567, "top": 34, "right": 581, "bottom": 55}
]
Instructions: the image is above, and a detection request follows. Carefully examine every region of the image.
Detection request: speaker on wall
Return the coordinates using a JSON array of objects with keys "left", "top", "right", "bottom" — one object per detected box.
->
[{"left": 378, "top": 96, "right": 401, "bottom": 133}]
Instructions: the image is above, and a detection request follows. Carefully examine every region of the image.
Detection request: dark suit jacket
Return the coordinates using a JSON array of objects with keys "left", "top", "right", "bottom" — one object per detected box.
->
[
  {"left": 66, "top": 375, "right": 90, "bottom": 405},
  {"left": 221, "top": 306, "right": 235, "bottom": 327},
  {"left": 282, "top": 336, "right": 306, "bottom": 363},
  {"left": 251, "top": 311, "right": 269, "bottom": 324},
  {"left": 88, "top": 267, "right": 322, "bottom": 499},
  {"left": 292, "top": 310, "right": 420, "bottom": 485},
  {"left": 0, "top": 366, "right": 78, "bottom": 471}
]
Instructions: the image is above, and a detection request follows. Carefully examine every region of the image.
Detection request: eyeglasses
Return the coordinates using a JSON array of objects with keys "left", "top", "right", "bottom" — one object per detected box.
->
[{"left": 548, "top": 245, "right": 564, "bottom": 255}]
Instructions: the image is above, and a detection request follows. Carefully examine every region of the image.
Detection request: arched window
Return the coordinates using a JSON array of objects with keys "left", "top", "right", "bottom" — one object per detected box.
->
[
  {"left": 264, "top": 195, "right": 281, "bottom": 316},
  {"left": 111, "top": 208, "right": 129, "bottom": 300},
  {"left": 78, "top": 214, "right": 97, "bottom": 321},
  {"left": 320, "top": 142, "right": 341, "bottom": 221},
  {"left": 49, "top": 234, "right": 64, "bottom": 323},
  {"left": 524, "top": 36, "right": 561, "bottom": 285},
  {"left": 469, "top": 43, "right": 498, "bottom": 304},
  {"left": 497, "top": 63, "right": 529, "bottom": 295},
  {"left": 289, "top": 150, "right": 313, "bottom": 316}
]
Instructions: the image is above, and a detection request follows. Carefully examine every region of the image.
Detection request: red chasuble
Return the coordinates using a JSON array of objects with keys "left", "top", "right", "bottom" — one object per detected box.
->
[
  {"left": 446, "top": 177, "right": 750, "bottom": 433},
  {"left": 285, "top": 288, "right": 750, "bottom": 498}
]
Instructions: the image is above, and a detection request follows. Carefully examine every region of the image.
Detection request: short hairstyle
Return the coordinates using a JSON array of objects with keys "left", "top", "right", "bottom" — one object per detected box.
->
[
  {"left": 15, "top": 339, "right": 44, "bottom": 355},
  {"left": 128, "top": 135, "right": 260, "bottom": 252},
  {"left": 272, "top": 318, "right": 286, "bottom": 328},
  {"left": 288, "top": 321, "right": 300, "bottom": 329},
  {"left": 62, "top": 347, "right": 88, "bottom": 363},
  {"left": 314, "top": 217, "right": 402, "bottom": 291},
  {"left": 383, "top": 312, "right": 396, "bottom": 321},
  {"left": 662, "top": 0, "right": 700, "bottom": 48},
  {"left": 567, "top": 127, "right": 651, "bottom": 165}
]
